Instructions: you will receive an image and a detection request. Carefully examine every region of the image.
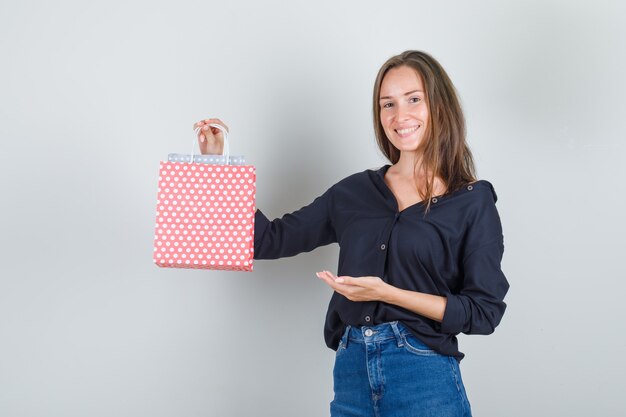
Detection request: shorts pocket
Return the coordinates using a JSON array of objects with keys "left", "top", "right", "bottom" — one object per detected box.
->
[
  {"left": 401, "top": 333, "right": 440, "bottom": 357},
  {"left": 336, "top": 340, "right": 347, "bottom": 357},
  {"left": 447, "top": 356, "right": 473, "bottom": 414},
  {"left": 335, "top": 326, "right": 350, "bottom": 358}
]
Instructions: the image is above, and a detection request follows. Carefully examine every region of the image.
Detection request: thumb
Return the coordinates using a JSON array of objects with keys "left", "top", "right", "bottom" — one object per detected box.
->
[{"left": 334, "top": 276, "right": 352, "bottom": 284}]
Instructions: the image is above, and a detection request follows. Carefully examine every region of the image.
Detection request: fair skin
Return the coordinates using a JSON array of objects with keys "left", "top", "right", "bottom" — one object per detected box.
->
[
  {"left": 194, "top": 66, "right": 449, "bottom": 323},
  {"left": 193, "top": 118, "right": 228, "bottom": 155},
  {"left": 316, "top": 66, "right": 448, "bottom": 323}
]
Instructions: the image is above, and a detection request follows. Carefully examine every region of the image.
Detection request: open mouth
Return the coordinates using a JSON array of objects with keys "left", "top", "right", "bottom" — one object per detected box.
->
[{"left": 395, "top": 125, "right": 421, "bottom": 136}]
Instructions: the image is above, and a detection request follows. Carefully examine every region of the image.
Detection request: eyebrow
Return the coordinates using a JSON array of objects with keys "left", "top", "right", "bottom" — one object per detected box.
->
[{"left": 379, "top": 90, "right": 423, "bottom": 100}]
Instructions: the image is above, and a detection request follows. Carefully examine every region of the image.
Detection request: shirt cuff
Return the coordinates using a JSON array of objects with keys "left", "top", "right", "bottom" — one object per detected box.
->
[
  {"left": 253, "top": 209, "right": 270, "bottom": 256},
  {"left": 440, "top": 294, "right": 466, "bottom": 334}
]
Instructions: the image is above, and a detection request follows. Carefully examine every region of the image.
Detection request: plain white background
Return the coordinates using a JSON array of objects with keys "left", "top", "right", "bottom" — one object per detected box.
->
[{"left": 1, "top": 0, "right": 625, "bottom": 416}]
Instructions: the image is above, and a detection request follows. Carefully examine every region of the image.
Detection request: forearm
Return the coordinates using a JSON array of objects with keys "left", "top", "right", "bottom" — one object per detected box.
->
[{"left": 382, "top": 285, "right": 448, "bottom": 323}]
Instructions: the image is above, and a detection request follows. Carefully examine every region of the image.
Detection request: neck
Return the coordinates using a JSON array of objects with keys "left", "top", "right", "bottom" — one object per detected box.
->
[
  {"left": 392, "top": 151, "right": 448, "bottom": 195},
  {"left": 394, "top": 151, "right": 424, "bottom": 178}
]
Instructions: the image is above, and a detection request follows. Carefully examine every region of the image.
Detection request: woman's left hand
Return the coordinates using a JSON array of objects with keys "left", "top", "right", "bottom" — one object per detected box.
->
[{"left": 316, "top": 270, "right": 390, "bottom": 302}]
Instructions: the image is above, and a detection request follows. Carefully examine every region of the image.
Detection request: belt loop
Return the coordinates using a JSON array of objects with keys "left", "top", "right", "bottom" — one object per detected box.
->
[
  {"left": 390, "top": 321, "right": 404, "bottom": 347},
  {"left": 341, "top": 325, "right": 351, "bottom": 349}
]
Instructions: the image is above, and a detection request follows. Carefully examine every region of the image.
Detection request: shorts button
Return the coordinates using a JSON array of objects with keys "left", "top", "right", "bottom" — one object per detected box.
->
[{"left": 364, "top": 329, "right": 373, "bottom": 337}]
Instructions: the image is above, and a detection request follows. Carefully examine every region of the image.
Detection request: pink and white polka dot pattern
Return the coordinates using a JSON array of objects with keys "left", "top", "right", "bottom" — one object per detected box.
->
[{"left": 153, "top": 161, "right": 256, "bottom": 271}]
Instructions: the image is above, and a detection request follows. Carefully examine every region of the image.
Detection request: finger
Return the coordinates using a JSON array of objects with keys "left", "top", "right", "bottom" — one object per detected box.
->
[
  {"left": 194, "top": 120, "right": 208, "bottom": 129},
  {"left": 326, "top": 273, "right": 349, "bottom": 287},
  {"left": 316, "top": 272, "right": 340, "bottom": 289},
  {"left": 321, "top": 270, "right": 338, "bottom": 282},
  {"left": 202, "top": 125, "right": 223, "bottom": 139},
  {"left": 316, "top": 271, "right": 333, "bottom": 283},
  {"left": 337, "top": 274, "right": 359, "bottom": 285},
  {"left": 204, "top": 118, "right": 230, "bottom": 132},
  {"left": 323, "top": 270, "right": 349, "bottom": 284}
]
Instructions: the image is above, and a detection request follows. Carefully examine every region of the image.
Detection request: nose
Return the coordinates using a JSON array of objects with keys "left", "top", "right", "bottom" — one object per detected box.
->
[{"left": 395, "top": 102, "right": 410, "bottom": 121}]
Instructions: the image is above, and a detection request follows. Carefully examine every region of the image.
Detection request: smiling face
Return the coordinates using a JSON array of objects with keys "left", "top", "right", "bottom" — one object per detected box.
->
[{"left": 378, "top": 65, "right": 429, "bottom": 156}]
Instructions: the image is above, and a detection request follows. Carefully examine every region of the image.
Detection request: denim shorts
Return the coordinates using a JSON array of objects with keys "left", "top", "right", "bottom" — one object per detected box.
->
[{"left": 330, "top": 321, "right": 472, "bottom": 417}]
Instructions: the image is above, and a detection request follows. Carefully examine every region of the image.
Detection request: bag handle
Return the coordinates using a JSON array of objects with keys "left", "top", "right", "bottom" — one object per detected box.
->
[{"left": 192, "top": 124, "right": 230, "bottom": 164}]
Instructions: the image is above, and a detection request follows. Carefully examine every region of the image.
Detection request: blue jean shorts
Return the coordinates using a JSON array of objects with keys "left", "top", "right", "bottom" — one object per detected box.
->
[{"left": 330, "top": 321, "right": 472, "bottom": 417}]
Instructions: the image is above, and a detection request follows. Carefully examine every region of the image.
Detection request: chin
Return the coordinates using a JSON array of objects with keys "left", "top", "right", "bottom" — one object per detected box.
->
[{"left": 391, "top": 140, "right": 422, "bottom": 153}]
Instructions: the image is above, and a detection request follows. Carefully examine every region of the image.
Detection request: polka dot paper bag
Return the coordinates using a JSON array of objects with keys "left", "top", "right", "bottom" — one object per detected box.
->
[{"left": 153, "top": 125, "right": 255, "bottom": 271}]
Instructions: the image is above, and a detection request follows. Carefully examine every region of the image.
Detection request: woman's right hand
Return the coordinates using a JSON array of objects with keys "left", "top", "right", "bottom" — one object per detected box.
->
[{"left": 193, "top": 118, "right": 229, "bottom": 155}]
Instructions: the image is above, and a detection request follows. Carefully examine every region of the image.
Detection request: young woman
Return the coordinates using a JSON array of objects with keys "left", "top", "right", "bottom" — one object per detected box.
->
[{"left": 194, "top": 50, "right": 509, "bottom": 417}]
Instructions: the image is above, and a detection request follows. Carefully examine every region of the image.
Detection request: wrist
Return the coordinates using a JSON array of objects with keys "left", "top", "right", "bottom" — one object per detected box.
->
[{"left": 380, "top": 281, "right": 398, "bottom": 304}]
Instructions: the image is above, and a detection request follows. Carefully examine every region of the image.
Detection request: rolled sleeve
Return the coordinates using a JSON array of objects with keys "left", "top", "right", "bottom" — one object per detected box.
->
[
  {"left": 441, "top": 238, "right": 509, "bottom": 335},
  {"left": 441, "top": 186, "right": 510, "bottom": 335}
]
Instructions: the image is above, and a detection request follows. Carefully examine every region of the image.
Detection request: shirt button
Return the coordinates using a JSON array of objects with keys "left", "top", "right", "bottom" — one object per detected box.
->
[
  {"left": 380, "top": 244, "right": 386, "bottom": 250},
  {"left": 364, "top": 329, "right": 373, "bottom": 337},
  {"left": 467, "top": 185, "right": 473, "bottom": 191},
  {"left": 431, "top": 197, "right": 438, "bottom": 203},
  {"left": 364, "top": 315, "right": 371, "bottom": 322}
]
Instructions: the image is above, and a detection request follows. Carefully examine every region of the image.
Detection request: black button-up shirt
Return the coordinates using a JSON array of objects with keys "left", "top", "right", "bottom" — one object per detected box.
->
[{"left": 254, "top": 165, "right": 509, "bottom": 361}]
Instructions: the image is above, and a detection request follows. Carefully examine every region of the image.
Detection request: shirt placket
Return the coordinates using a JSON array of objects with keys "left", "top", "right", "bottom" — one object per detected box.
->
[{"left": 360, "top": 213, "right": 400, "bottom": 325}]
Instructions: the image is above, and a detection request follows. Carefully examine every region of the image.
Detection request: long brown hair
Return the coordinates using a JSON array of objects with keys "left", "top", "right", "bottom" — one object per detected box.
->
[{"left": 373, "top": 50, "right": 476, "bottom": 212}]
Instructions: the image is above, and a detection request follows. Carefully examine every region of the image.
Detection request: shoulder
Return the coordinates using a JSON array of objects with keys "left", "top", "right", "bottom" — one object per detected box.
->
[
  {"left": 463, "top": 179, "right": 499, "bottom": 205},
  {"left": 437, "top": 179, "right": 499, "bottom": 212},
  {"left": 459, "top": 180, "right": 504, "bottom": 241},
  {"left": 436, "top": 179, "right": 503, "bottom": 233},
  {"left": 452, "top": 180, "right": 501, "bottom": 223}
]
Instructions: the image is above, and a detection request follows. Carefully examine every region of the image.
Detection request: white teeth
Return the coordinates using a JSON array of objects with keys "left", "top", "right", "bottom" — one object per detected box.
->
[{"left": 396, "top": 126, "right": 420, "bottom": 135}]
